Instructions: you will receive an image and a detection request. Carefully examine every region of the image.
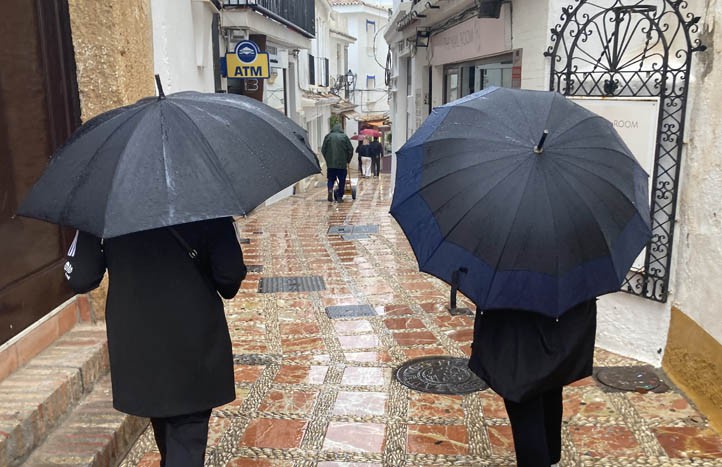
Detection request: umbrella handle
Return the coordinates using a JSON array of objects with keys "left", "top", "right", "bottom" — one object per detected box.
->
[
  {"left": 155, "top": 74, "right": 166, "bottom": 99},
  {"left": 533, "top": 130, "right": 549, "bottom": 154},
  {"left": 450, "top": 267, "right": 468, "bottom": 310}
]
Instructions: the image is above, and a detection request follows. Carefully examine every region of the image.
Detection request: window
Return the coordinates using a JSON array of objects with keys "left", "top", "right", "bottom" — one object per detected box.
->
[
  {"left": 324, "top": 58, "right": 330, "bottom": 87},
  {"left": 366, "top": 75, "right": 376, "bottom": 89},
  {"left": 406, "top": 59, "right": 412, "bottom": 97},
  {"left": 309, "top": 54, "right": 316, "bottom": 85},
  {"left": 443, "top": 53, "right": 514, "bottom": 104},
  {"left": 366, "top": 19, "right": 376, "bottom": 32}
]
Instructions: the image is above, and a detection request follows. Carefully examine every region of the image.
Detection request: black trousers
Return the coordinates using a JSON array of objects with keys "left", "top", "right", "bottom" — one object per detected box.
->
[
  {"left": 151, "top": 409, "right": 212, "bottom": 467},
  {"left": 371, "top": 155, "right": 381, "bottom": 176},
  {"left": 503, "top": 388, "right": 563, "bottom": 467}
]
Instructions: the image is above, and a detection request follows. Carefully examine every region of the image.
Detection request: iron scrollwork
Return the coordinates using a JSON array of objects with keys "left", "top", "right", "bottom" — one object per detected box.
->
[{"left": 545, "top": 0, "right": 706, "bottom": 302}]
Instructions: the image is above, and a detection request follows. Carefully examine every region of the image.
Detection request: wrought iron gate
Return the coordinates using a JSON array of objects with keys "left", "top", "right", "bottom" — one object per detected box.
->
[{"left": 544, "top": 0, "right": 706, "bottom": 302}]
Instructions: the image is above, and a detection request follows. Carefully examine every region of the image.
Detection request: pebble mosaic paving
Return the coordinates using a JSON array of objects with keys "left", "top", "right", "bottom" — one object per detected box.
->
[{"left": 120, "top": 175, "right": 722, "bottom": 466}]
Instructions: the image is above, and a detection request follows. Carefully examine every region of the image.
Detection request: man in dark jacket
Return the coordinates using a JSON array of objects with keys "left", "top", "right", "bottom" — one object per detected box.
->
[
  {"left": 321, "top": 123, "right": 353, "bottom": 202},
  {"left": 368, "top": 136, "right": 383, "bottom": 177},
  {"left": 65, "top": 217, "right": 246, "bottom": 466}
]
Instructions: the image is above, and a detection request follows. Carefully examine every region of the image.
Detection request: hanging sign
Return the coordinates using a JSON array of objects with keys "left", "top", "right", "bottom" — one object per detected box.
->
[{"left": 226, "top": 40, "right": 270, "bottom": 79}]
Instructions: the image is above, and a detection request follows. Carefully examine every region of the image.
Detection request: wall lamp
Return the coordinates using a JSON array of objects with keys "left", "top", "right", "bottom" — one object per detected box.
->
[{"left": 415, "top": 29, "right": 431, "bottom": 48}]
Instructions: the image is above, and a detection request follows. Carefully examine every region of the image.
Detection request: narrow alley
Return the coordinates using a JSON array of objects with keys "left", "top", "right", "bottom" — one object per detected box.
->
[{"left": 117, "top": 176, "right": 722, "bottom": 467}]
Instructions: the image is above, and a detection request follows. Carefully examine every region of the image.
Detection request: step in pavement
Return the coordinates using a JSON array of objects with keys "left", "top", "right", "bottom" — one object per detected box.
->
[{"left": 0, "top": 323, "right": 147, "bottom": 466}]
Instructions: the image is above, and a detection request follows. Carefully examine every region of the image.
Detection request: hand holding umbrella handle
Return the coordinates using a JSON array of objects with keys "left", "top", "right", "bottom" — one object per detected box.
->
[{"left": 533, "top": 130, "right": 549, "bottom": 154}]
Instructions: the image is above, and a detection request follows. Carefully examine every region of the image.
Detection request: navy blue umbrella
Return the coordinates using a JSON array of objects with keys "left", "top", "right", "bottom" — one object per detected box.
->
[
  {"left": 18, "top": 77, "right": 320, "bottom": 238},
  {"left": 390, "top": 87, "right": 652, "bottom": 317}
]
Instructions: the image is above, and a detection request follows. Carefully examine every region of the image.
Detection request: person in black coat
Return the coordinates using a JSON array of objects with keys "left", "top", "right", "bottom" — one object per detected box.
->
[
  {"left": 468, "top": 299, "right": 597, "bottom": 467},
  {"left": 368, "top": 137, "right": 383, "bottom": 177},
  {"left": 65, "top": 217, "right": 246, "bottom": 466}
]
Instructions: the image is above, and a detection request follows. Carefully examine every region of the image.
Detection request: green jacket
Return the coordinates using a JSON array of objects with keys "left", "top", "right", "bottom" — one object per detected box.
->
[{"left": 321, "top": 124, "right": 353, "bottom": 169}]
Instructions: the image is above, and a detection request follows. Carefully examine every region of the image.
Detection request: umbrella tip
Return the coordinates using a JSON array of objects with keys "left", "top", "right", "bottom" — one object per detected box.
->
[
  {"left": 533, "top": 129, "right": 549, "bottom": 154},
  {"left": 154, "top": 74, "right": 165, "bottom": 99}
]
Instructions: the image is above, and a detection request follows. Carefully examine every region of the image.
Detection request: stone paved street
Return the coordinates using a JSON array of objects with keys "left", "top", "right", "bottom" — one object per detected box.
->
[{"left": 119, "top": 175, "right": 722, "bottom": 466}]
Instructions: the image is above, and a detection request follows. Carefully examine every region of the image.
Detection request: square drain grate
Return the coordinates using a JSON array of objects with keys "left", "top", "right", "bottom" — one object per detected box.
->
[
  {"left": 259, "top": 276, "right": 326, "bottom": 293},
  {"left": 325, "top": 304, "right": 377, "bottom": 319},
  {"left": 328, "top": 224, "right": 379, "bottom": 237},
  {"left": 351, "top": 225, "right": 379, "bottom": 234},
  {"left": 341, "top": 233, "right": 370, "bottom": 241},
  {"left": 328, "top": 225, "right": 354, "bottom": 235}
]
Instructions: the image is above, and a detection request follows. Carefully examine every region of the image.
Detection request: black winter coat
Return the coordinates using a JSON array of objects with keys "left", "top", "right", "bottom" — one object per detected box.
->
[
  {"left": 65, "top": 217, "right": 246, "bottom": 417},
  {"left": 468, "top": 300, "right": 596, "bottom": 403}
]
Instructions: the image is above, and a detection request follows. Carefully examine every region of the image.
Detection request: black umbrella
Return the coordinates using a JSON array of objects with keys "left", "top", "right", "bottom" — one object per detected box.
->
[
  {"left": 390, "top": 87, "right": 652, "bottom": 318},
  {"left": 18, "top": 77, "right": 320, "bottom": 238}
]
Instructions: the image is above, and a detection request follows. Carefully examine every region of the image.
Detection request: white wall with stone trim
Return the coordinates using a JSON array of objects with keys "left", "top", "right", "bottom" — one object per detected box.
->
[
  {"left": 673, "top": 0, "right": 722, "bottom": 344},
  {"left": 151, "top": 0, "right": 217, "bottom": 93}
]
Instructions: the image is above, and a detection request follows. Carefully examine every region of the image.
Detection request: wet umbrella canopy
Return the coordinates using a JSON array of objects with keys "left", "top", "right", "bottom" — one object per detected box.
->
[
  {"left": 18, "top": 78, "right": 320, "bottom": 238},
  {"left": 390, "top": 87, "right": 652, "bottom": 317}
]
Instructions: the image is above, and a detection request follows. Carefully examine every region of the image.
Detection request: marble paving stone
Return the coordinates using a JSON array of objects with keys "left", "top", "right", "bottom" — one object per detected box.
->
[
  {"left": 341, "top": 367, "right": 387, "bottom": 386},
  {"left": 258, "top": 389, "right": 319, "bottom": 414},
  {"left": 322, "top": 422, "right": 386, "bottom": 453},
  {"left": 568, "top": 425, "right": 643, "bottom": 458},
  {"left": 338, "top": 334, "right": 380, "bottom": 349},
  {"left": 118, "top": 180, "right": 722, "bottom": 467},
  {"left": 332, "top": 391, "right": 387, "bottom": 416},
  {"left": 273, "top": 365, "right": 328, "bottom": 384},
  {"left": 408, "top": 393, "right": 464, "bottom": 419},
  {"left": 333, "top": 320, "right": 374, "bottom": 335},
  {"left": 239, "top": 418, "right": 307, "bottom": 449},
  {"left": 407, "top": 424, "right": 469, "bottom": 455},
  {"left": 654, "top": 426, "right": 722, "bottom": 458}
]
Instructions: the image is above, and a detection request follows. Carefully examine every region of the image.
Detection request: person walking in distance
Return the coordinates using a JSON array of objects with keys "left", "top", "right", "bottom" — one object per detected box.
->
[
  {"left": 369, "top": 136, "right": 383, "bottom": 177},
  {"left": 64, "top": 217, "right": 247, "bottom": 466},
  {"left": 355, "top": 137, "right": 369, "bottom": 177},
  {"left": 322, "top": 123, "right": 354, "bottom": 201}
]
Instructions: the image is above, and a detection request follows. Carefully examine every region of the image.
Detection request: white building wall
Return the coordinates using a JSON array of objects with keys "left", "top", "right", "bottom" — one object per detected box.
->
[
  {"left": 671, "top": 1, "right": 722, "bottom": 343},
  {"left": 151, "top": 0, "right": 217, "bottom": 93},
  {"left": 332, "top": 4, "right": 391, "bottom": 116}
]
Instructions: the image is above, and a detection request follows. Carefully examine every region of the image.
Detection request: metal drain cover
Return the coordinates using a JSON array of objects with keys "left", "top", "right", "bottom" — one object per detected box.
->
[
  {"left": 395, "top": 356, "right": 488, "bottom": 395},
  {"left": 325, "top": 304, "right": 377, "bottom": 319},
  {"left": 595, "top": 366, "right": 662, "bottom": 392},
  {"left": 258, "top": 276, "right": 326, "bottom": 293},
  {"left": 246, "top": 265, "right": 264, "bottom": 273}
]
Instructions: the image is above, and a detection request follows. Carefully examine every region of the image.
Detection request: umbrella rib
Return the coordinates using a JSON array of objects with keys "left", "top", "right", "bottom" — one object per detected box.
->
[
  {"left": 551, "top": 115, "right": 611, "bottom": 142},
  {"left": 175, "top": 101, "right": 303, "bottom": 197},
  {"left": 478, "top": 162, "right": 537, "bottom": 307},
  {"left": 420, "top": 159, "right": 531, "bottom": 271},
  {"left": 62, "top": 105, "right": 151, "bottom": 231},
  {"left": 552, "top": 154, "right": 644, "bottom": 208},
  {"left": 168, "top": 102, "right": 249, "bottom": 215},
  {"left": 550, "top": 160, "right": 621, "bottom": 280}
]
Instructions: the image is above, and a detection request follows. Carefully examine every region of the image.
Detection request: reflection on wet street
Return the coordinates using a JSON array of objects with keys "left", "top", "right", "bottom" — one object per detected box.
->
[{"left": 121, "top": 175, "right": 722, "bottom": 466}]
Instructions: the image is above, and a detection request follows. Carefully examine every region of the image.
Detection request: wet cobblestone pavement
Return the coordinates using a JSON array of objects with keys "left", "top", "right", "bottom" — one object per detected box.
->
[{"left": 120, "top": 175, "right": 722, "bottom": 466}]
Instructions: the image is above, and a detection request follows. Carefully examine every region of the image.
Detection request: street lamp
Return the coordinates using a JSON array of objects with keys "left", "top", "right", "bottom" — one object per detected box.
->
[{"left": 344, "top": 69, "right": 356, "bottom": 99}]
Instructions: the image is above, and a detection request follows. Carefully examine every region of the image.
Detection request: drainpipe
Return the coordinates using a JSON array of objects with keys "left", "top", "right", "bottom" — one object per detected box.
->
[{"left": 212, "top": 12, "right": 222, "bottom": 92}]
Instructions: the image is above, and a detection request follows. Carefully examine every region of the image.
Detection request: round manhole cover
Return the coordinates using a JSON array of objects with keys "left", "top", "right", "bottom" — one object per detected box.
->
[
  {"left": 595, "top": 367, "right": 661, "bottom": 392},
  {"left": 395, "top": 356, "right": 488, "bottom": 395}
]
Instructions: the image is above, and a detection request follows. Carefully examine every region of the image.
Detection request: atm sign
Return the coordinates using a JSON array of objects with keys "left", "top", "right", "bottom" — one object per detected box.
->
[{"left": 226, "top": 40, "right": 270, "bottom": 79}]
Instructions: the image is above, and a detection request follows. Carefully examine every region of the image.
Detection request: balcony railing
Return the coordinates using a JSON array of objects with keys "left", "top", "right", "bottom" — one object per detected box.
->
[{"left": 223, "top": 0, "right": 315, "bottom": 38}]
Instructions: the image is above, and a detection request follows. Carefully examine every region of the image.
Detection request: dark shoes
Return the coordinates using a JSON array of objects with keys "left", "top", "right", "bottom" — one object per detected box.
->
[{"left": 328, "top": 190, "right": 333, "bottom": 202}]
